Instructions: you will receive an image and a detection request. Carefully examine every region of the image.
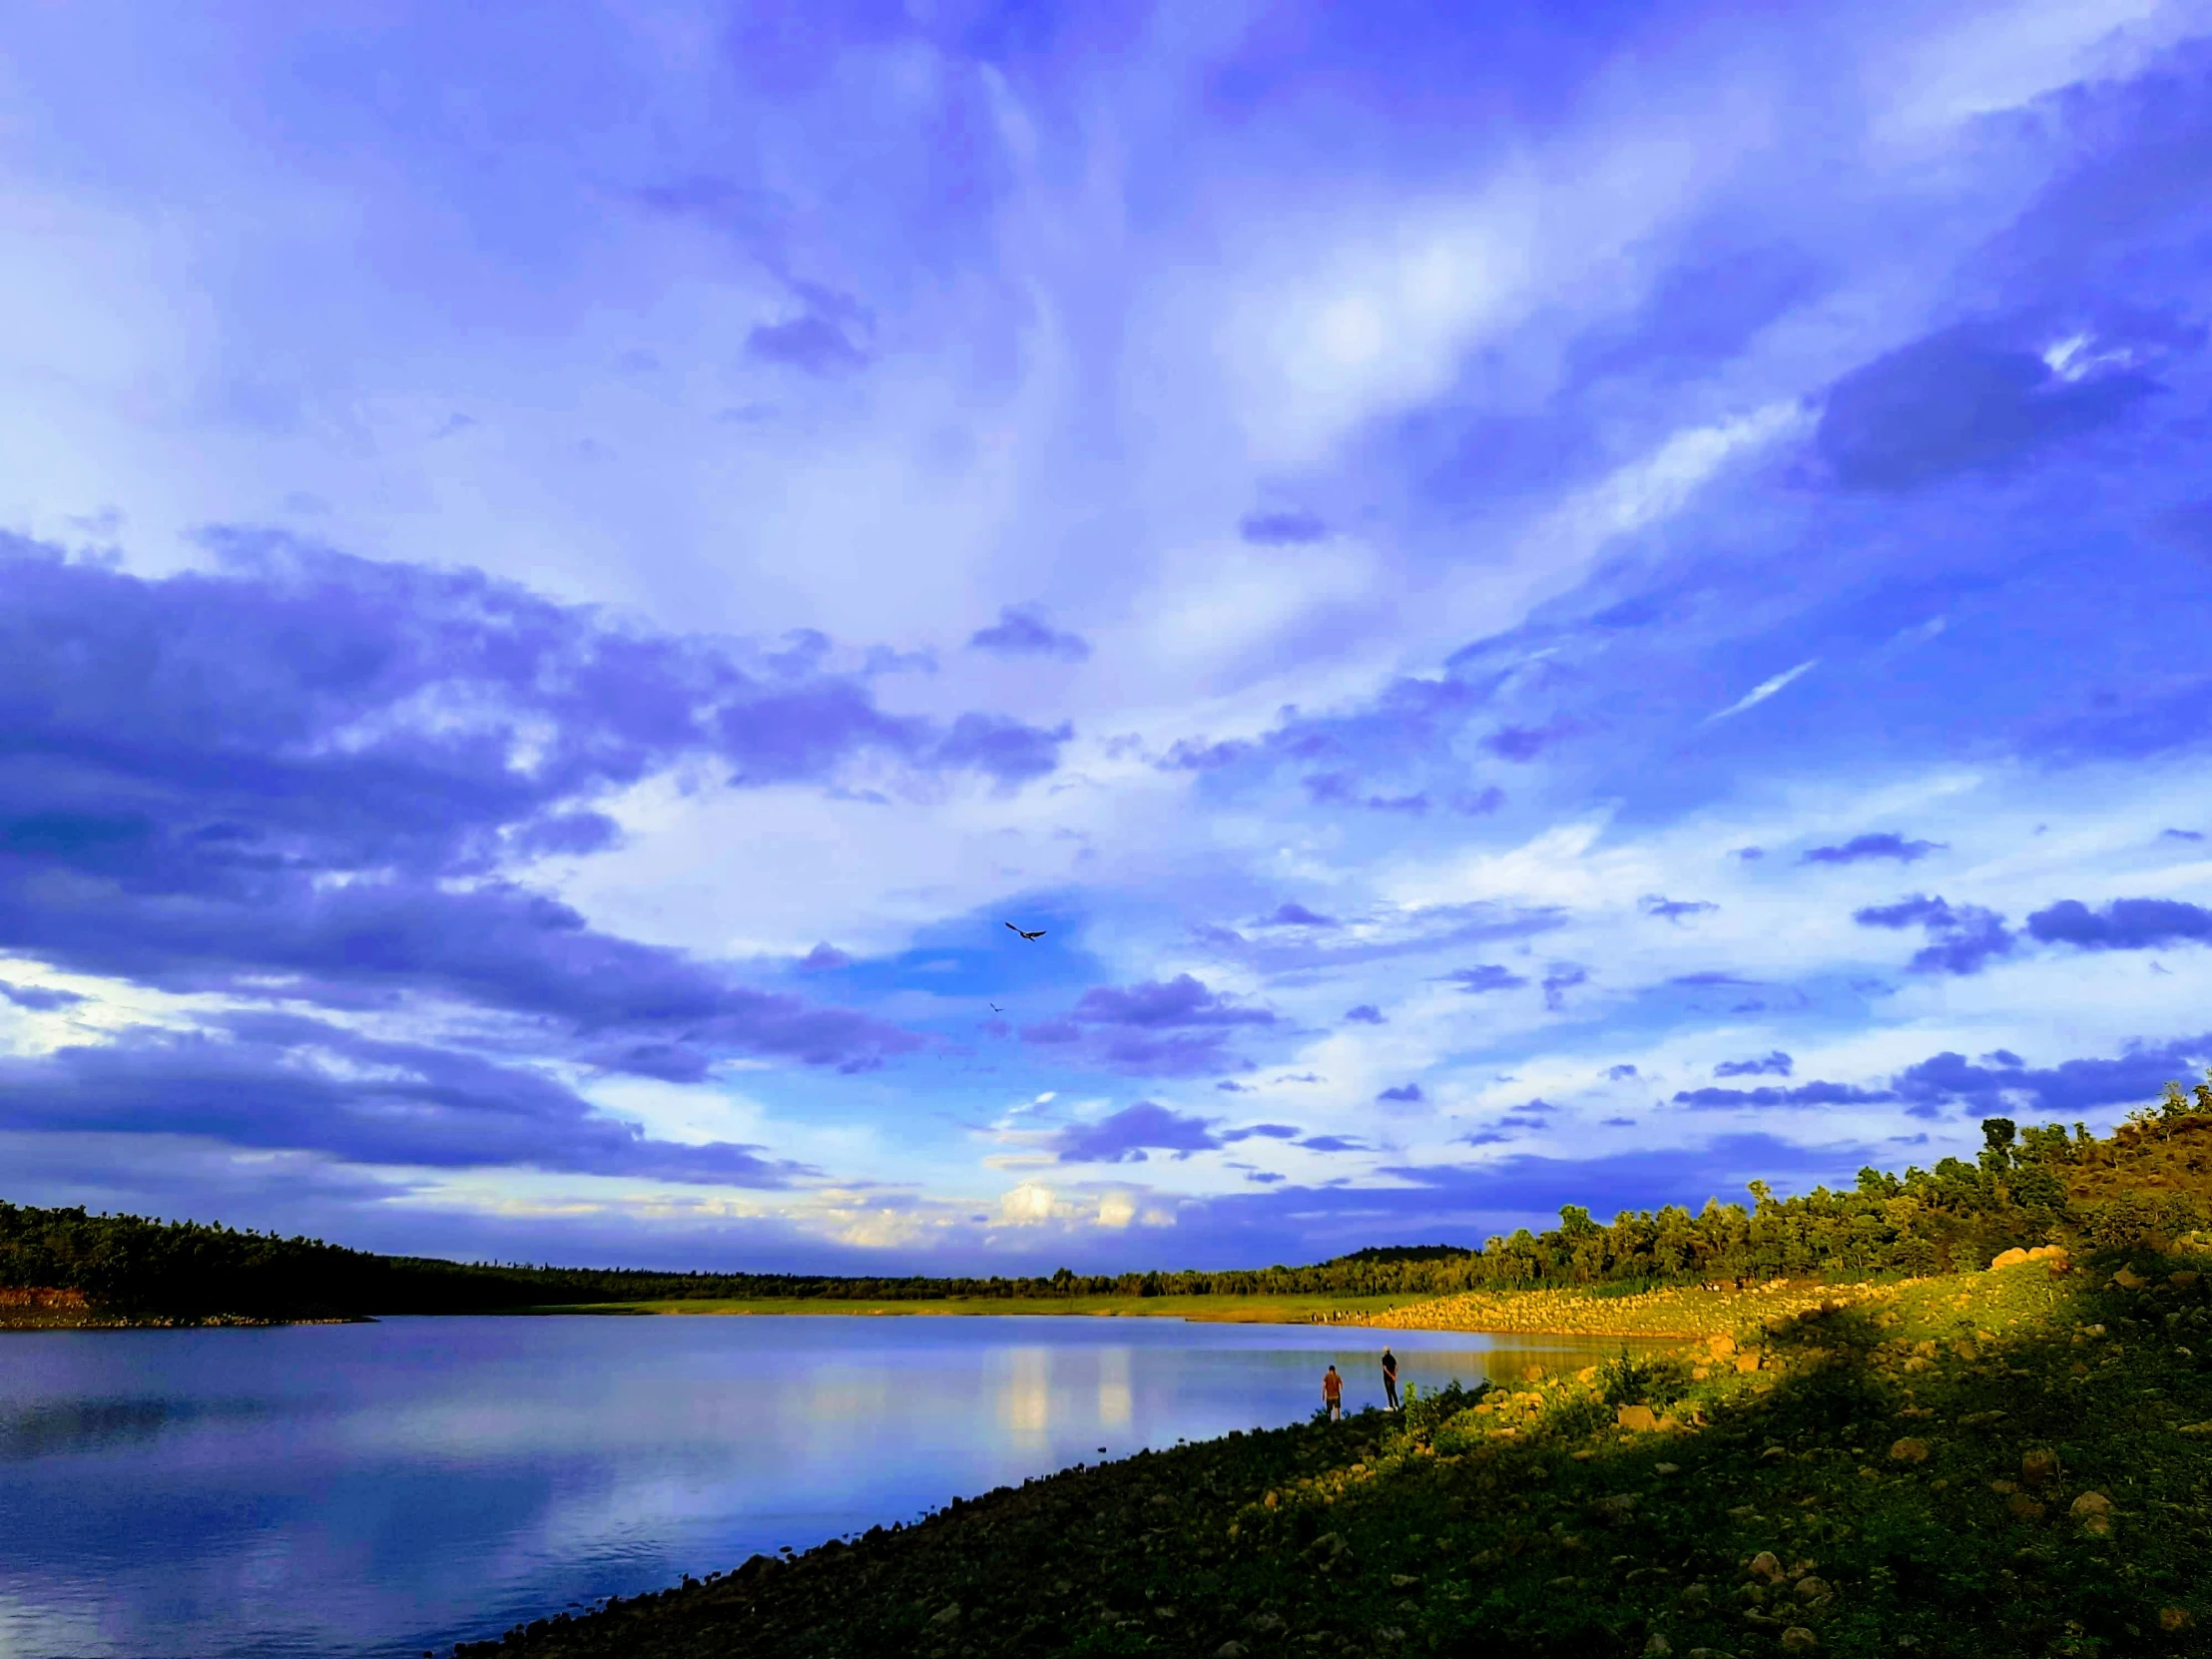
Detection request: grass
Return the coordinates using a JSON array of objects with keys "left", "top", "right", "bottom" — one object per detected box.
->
[
  {"left": 460, "top": 1247, "right": 2212, "bottom": 1658},
  {"left": 518, "top": 1292, "right": 1430, "bottom": 1324},
  {"left": 1365, "top": 1279, "right": 1904, "bottom": 1340}
]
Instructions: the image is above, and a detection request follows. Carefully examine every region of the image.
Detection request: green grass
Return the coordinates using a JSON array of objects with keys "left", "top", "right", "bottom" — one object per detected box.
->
[
  {"left": 461, "top": 1248, "right": 2212, "bottom": 1658},
  {"left": 519, "top": 1292, "right": 1427, "bottom": 1324}
]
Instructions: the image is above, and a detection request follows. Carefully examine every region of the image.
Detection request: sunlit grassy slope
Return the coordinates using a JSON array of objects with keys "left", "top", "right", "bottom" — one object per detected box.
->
[{"left": 462, "top": 1244, "right": 2212, "bottom": 1657}]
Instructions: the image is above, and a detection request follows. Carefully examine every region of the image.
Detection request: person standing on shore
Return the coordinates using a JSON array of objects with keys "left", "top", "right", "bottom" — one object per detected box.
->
[
  {"left": 1381, "top": 1347, "right": 1399, "bottom": 1410},
  {"left": 1322, "top": 1365, "right": 1343, "bottom": 1420}
]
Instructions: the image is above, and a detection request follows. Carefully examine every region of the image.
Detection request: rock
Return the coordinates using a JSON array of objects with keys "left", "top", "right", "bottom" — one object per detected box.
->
[
  {"left": 2070, "top": 1491, "right": 2113, "bottom": 1535},
  {"left": 1761, "top": 1445, "right": 1789, "bottom": 1462},
  {"left": 1215, "top": 1645, "right": 1249, "bottom": 1659},
  {"left": 1794, "top": 1576, "right": 1832, "bottom": 1601},
  {"left": 2027, "top": 1244, "right": 2067, "bottom": 1262},
  {"left": 928, "top": 1604, "right": 961, "bottom": 1628},
  {"left": 1690, "top": 1366, "right": 1710, "bottom": 1382},
  {"left": 1749, "top": 1550, "right": 1785, "bottom": 1582},
  {"left": 1655, "top": 1462, "right": 1682, "bottom": 1475},
  {"left": 1677, "top": 1584, "right": 1712, "bottom": 1609},
  {"left": 1618, "top": 1404, "right": 1660, "bottom": 1432},
  {"left": 2161, "top": 1607, "right": 2194, "bottom": 1632},
  {"left": 1708, "top": 1335, "right": 1738, "bottom": 1358},
  {"left": 1244, "top": 1612, "right": 1287, "bottom": 1635},
  {"left": 2177, "top": 1421, "right": 2212, "bottom": 1436},
  {"left": 1388, "top": 1574, "right": 1421, "bottom": 1590},
  {"left": 2171, "top": 1271, "right": 2201, "bottom": 1290},
  {"left": 1735, "top": 1352, "right": 1763, "bottom": 1373},
  {"left": 1889, "top": 1438, "right": 1932, "bottom": 1463},
  {"left": 2007, "top": 1493, "right": 2047, "bottom": 1521},
  {"left": 1644, "top": 1636, "right": 1673, "bottom": 1656},
  {"left": 1780, "top": 1627, "right": 1821, "bottom": 1652},
  {"left": 2020, "top": 1447, "right": 2059, "bottom": 1485},
  {"left": 1990, "top": 1248, "right": 2031, "bottom": 1270},
  {"left": 1590, "top": 1494, "right": 1639, "bottom": 1526},
  {"left": 2113, "top": 1267, "right": 2149, "bottom": 1291}
]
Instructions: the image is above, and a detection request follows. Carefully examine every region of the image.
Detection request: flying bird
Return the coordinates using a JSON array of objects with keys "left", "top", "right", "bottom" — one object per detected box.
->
[
  {"left": 1005, "top": 923, "right": 1046, "bottom": 940},
  {"left": 989, "top": 1003, "right": 1004, "bottom": 1013}
]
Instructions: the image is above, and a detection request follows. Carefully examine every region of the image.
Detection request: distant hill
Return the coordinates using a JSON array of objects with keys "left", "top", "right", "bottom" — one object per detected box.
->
[{"left": 8, "top": 1072, "right": 2210, "bottom": 1322}]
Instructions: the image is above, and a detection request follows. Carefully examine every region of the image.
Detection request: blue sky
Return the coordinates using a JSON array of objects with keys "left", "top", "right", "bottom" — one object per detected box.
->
[{"left": 3, "top": 0, "right": 2211, "bottom": 1272}]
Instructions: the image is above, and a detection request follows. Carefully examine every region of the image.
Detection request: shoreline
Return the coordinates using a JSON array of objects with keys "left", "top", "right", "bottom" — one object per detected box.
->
[
  {"left": 0, "top": 1312, "right": 372, "bottom": 1332},
  {"left": 457, "top": 1248, "right": 2212, "bottom": 1657}
]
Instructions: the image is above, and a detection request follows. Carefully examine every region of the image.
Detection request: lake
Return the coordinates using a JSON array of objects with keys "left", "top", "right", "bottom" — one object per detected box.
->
[{"left": 0, "top": 1314, "right": 1654, "bottom": 1658}]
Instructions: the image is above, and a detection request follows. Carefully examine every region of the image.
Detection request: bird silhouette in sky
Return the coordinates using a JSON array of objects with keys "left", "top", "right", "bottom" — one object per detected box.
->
[
  {"left": 1005, "top": 922, "right": 1046, "bottom": 940},
  {"left": 989, "top": 1003, "right": 1004, "bottom": 1013}
]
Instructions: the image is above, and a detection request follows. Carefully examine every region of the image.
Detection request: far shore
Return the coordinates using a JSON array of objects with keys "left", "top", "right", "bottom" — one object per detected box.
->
[
  {"left": 1, "top": 1278, "right": 1886, "bottom": 1341},
  {"left": 512, "top": 1291, "right": 1425, "bottom": 1325},
  {"left": 510, "top": 1278, "right": 1854, "bottom": 1340}
]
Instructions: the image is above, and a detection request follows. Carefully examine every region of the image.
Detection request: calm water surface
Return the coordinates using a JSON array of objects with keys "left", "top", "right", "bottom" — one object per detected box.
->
[{"left": 0, "top": 1315, "right": 1654, "bottom": 1658}]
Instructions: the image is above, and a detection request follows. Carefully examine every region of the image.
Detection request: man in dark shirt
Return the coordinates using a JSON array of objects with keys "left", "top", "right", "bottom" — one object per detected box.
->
[
  {"left": 1322, "top": 1365, "right": 1344, "bottom": 1420},
  {"left": 1381, "top": 1347, "right": 1399, "bottom": 1410}
]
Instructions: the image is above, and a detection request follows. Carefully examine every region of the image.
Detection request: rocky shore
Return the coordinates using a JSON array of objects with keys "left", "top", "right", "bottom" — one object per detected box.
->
[{"left": 0, "top": 1287, "right": 364, "bottom": 1331}]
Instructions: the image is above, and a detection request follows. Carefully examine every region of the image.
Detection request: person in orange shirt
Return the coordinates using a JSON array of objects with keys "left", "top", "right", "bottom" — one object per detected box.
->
[{"left": 1322, "top": 1364, "right": 1343, "bottom": 1420}]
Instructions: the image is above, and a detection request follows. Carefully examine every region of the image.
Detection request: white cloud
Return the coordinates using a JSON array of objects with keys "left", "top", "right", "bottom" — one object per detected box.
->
[{"left": 1708, "top": 659, "right": 1821, "bottom": 723}]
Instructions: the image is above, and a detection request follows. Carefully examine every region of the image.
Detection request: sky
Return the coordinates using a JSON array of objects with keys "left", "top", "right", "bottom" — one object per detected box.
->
[{"left": 2, "top": 0, "right": 2211, "bottom": 1274}]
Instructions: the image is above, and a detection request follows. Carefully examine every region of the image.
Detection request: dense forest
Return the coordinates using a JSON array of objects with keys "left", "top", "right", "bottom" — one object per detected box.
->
[{"left": 8, "top": 1073, "right": 2211, "bottom": 1319}]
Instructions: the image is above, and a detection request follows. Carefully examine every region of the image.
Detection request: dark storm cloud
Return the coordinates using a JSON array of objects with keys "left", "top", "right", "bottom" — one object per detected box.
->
[
  {"left": 1802, "top": 833, "right": 1944, "bottom": 865},
  {"left": 1445, "top": 965, "right": 1528, "bottom": 993},
  {"left": 0, "top": 1016, "right": 811, "bottom": 1185},
  {"left": 0, "top": 535, "right": 1077, "bottom": 1074},
  {"left": 1893, "top": 1035, "right": 2212, "bottom": 1118},
  {"left": 1853, "top": 894, "right": 2016, "bottom": 975},
  {"left": 965, "top": 604, "right": 1093, "bottom": 663},
  {"left": 1815, "top": 323, "right": 2162, "bottom": 492},
  {"left": 1302, "top": 773, "right": 1430, "bottom": 814},
  {"left": 1050, "top": 1100, "right": 1221, "bottom": 1163},
  {"left": 1480, "top": 719, "right": 1579, "bottom": 763},
  {"left": 1238, "top": 509, "right": 1330, "bottom": 545},
  {"left": 1020, "top": 973, "right": 1277, "bottom": 1077},
  {"left": 1714, "top": 1051, "right": 1794, "bottom": 1079},
  {"left": 1541, "top": 965, "right": 1589, "bottom": 1011},
  {"left": 2025, "top": 897, "right": 2212, "bottom": 950},
  {"left": 1674, "top": 1081, "right": 1899, "bottom": 1108},
  {"left": 0, "top": 981, "right": 86, "bottom": 1011},
  {"left": 1643, "top": 894, "right": 1719, "bottom": 921},
  {"left": 745, "top": 314, "right": 868, "bottom": 373}
]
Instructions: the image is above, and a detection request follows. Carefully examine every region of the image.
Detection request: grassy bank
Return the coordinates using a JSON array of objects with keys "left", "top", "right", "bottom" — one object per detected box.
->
[
  {"left": 461, "top": 1248, "right": 2212, "bottom": 1658},
  {"left": 1361, "top": 1280, "right": 1899, "bottom": 1341},
  {"left": 523, "top": 1292, "right": 1426, "bottom": 1324}
]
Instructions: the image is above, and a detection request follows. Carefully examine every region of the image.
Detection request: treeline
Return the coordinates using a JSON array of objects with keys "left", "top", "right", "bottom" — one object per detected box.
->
[{"left": 9, "top": 1074, "right": 2211, "bottom": 1318}]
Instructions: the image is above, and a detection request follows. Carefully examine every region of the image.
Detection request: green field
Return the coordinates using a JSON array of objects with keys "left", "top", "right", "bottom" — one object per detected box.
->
[{"left": 519, "top": 1291, "right": 1428, "bottom": 1324}]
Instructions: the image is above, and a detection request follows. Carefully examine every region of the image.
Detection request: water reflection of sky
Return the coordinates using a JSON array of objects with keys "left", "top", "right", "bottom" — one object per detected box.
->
[{"left": 0, "top": 1318, "right": 1671, "bottom": 1658}]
